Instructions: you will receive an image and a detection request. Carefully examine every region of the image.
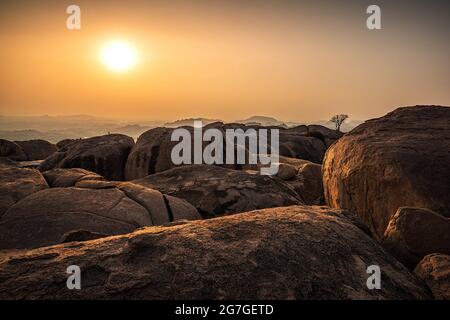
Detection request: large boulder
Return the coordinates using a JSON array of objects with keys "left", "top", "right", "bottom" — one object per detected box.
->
[
  {"left": 56, "top": 139, "right": 79, "bottom": 150},
  {"left": 0, "top": 205, "right": 431, "bottom": 299},
  {"left": 0, "top": 182, "right": 200, "bottom": 249},
  {"left": 38, "top": 134, "right": 134, "bottom": 181},
  {"left": 133, "top": 164, "right": 303, "bottom": 218},
  {"left": 0, "top": 139, "right": 27, "bottom": 161},
  {"left": 277, "top": 157, "right": 323, "bottom": 205},
  {"left": 323, "top": 106, "right": 450, "bottom": 239},
  {"left": 0, "top": 166, "right": 48, "bottom": 217},
  {"left": 414, "top": 254, "right": 450, "bottom": 300},
  {"left": 243, "top": 156, "right": 324, "bottom": 205},
  {"left": 307, "top": 125, "right": 342, "bottom": 148},
  {"left": 42, "top": 168, "right": 105, "bottom": 188},
  {"left": 382, "top": 207, "right": 450, "bottom": 269},
  {"left": 124, "top": 123, "right": 337, "bottom": 180},
  {"left": 124, "top": 127, "right": 176, "bottom": 180},
  {"left": 278, "top": 129, "right": 327, "bottom": 163},
  {"left": 14, "top": 140, "right": 57, "bottom": 160}
]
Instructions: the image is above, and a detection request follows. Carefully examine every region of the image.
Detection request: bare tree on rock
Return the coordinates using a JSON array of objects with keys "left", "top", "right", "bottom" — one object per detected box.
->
[{"left": 330, "top": 114, "right": 349, "bottom": 132}]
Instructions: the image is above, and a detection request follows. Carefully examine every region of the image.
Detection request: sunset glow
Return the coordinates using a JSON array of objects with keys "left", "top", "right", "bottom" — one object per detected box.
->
[{"left": 100, "top": 41, "right": 138, "bottom": 72}]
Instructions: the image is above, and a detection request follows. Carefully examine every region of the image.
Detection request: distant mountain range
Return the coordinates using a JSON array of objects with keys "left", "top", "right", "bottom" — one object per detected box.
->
[
  {"left": 163, "top": 118, "right": 222, "bottom": 127},
  {"left": 0, "top": 114, "right": 364, "bottom": 143}
]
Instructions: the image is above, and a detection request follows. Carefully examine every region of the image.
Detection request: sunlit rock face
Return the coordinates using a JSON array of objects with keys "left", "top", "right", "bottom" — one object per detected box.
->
[
  {"left": 0, "top": 181, "right": 200, "bottom": 250},
  {"left": 382, "top": 207, "right": 450, "bottom": 269},
  {"left": 0, "top": 166, "right": 48, "bottom": 217},
  {"left": 323, "top": 106, "right": 450, "bottom": 240},
  {"left": 0, "top": 206, "right": 431, "bottom": 300},
  {"left": 414, "top": 253, "right": 450, "bottom": 300}
]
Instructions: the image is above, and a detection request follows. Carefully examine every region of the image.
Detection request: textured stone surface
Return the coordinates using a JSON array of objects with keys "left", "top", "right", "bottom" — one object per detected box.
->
[
  {"left": 323, "top": 106, "right": 450, "bottom": 239},
  {"left": 43, "top": 168, "right": 105, "bottom": 188},
  {"left": 133, "top": 164, "right": 303, "bottom": 218},
  {"left": 0, "top": 139, "right": 27, "bottom": 161},
  {"left": 0, "top": 206, "right": 431, "bottom": 299},
  {"left": 0, "top": 182, "right": 200, "bottom": 249},
  {"left": 38, "top": 134, "right": 134, "bottom": 181},
  {"left": 124, "top": 123, "right": 339, "bottom": 180},
  {"left": 414, "top": 254, "right": 450, "bottom": 300},
  {"left": 14, "top": 140, "right": 57, "bottom": 160},
  {"left": 382, "top": 207, "right": 450, "bottom": 269},
  {"left": 243, "top": 156, "right": 324, "bottom": 205},
  {"left": 0, "top": 166, "right": 48, "bottom": 217}
]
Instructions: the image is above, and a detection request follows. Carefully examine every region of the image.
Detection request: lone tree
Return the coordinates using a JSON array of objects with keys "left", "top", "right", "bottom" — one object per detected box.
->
[{"left": 330, "top": 114, "right": 349, "bottom": 132}]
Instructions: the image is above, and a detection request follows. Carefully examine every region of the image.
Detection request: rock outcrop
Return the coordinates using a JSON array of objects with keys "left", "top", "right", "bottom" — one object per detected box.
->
[
  {"left": 56, "top": 139, "right": 78, "bottom": 150},
  {"left": 307, "top": 125, "right": 342, "bottom": 148},
  {"left": 42, "top": 168, "right": 105, "bottom": 188},
  {"left": 14, "top": 140, "right": 57, "bottom": 160},
  {"left": 38, "top": 134, "right": 134, "bottom": 181},
  {"left": 0, "top": 139, "right": 56, "bottom": 161},
  {"left": 0, "top": 206, "right": 431, "bottom": 299},
  {"left": 414, "top": 254, "right": 450, "bottom": 300},
  {"left": 323, "top": 106, "right": 450, "bottom": 239},
  {"left": 0, "top": 166, "right": 48, "bottom": 217},
  {"left": 0, "top": 139, "right": 28, "bottom": 161},
  {"left": 243, "top": 156, "right": 324, "bottom": 205},
  {"left": 382, "top": 207, "right": 450, "bottom": 269},
  {"left": 0, "top": 182, "right": 200, "bottom": 249},
  {"left": 124, "top": 123, "right": 339, "bottom": 180},
  {"left": 276, "top": 157, "right": 324, "bottom": 205},
  {"left": 133, "top": 164, "right": 303, "bottom": 218}
]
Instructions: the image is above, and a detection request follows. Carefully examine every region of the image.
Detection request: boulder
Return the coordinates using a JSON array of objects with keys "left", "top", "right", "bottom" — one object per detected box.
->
[
  {"left": 38, "top": 134, "right": 134, "bottom": 181},
  {"left": 124, "top": 123, "right": 337, "bottom": 180},
  {"left": 133, "top": 164, "right": 303, "bottom": 218},
  {"left": 0, "top": 206, "right": 431, "bottom": 299},
  {"left": 0, "top": 166, "right": 48, "bottom": 217},
  {"left": 382, "top": 207, "right": 450, "bottom": 269},
  {"left": 278, "top": 133, "right": 326, "bottom": 164},
  {"left": 281, "top": 157, "right": 324, "bottom": 205},
  {"left": 323, "top": 106, "right": 450, "bottom": 239},
  {"left": 56, "top": 139, "right": 78, "bottom": 150},
  {"left": 42, "top": 168, "right": 105, "bottom": 188},
  {"left": 0, "top": 182, "right": 200, "bottom": 249},
  {"left": 307, "top": 125, "right": 343, "bottom": 148},
  {"left": 0, "top": 139, "right": 27, "bottom": 161},
  {"left": 275, "top": 163, "right": 298, "bottom": 180},
  {"left": 124, "top": 127, "right": 177, "bottom": 180},
  {"left": 0, "top": 157, "right": 18, "bottom": 168},
  {"left": 243, "top": 156, "right": 324, "bottom": 205},
  {"left": 14, "top": 140, "right": 57, "bottom": 160},
  {"left": 414, "top": 254, "right": 450, "bottom": 300}
]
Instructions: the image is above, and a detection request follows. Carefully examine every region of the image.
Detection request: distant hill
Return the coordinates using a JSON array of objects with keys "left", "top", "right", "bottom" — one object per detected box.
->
[
  {"left": 0, "top": 115, "right": 159, "bottom": 142},
  {"left": 235, "top": 115, "right": 287, "bottom": 127},
  {"left": 163, "top": 118, "right": 222, "bottom": 127}
]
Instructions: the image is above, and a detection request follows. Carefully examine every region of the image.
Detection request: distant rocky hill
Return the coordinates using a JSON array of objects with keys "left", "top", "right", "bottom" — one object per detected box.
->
[{"left": 163, "top": 118, "right": 222, "bottom": 127}]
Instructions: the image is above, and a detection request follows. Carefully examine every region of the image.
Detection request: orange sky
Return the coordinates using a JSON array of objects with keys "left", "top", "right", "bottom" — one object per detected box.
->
[{"left": 0, "top": 0, "right": 449, "bottom": 122}]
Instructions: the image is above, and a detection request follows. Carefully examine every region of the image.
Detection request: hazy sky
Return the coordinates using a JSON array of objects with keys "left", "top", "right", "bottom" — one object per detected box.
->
[{"left": 0, "top": 0, "right": 449, "bottom": 122}]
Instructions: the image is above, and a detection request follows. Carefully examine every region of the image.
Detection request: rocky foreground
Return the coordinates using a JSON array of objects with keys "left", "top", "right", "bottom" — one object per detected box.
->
[
  {"left": 0, "top": 105, "right": 449, "bottom": 299},
  {"left": 0, "top": 206, "right": 432, "bottom": 299}
]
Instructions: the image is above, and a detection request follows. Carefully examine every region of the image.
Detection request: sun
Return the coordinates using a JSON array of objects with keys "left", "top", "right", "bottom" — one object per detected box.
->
[{"left": 100, "top": 40, "right": 138, "bottom": 72}]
